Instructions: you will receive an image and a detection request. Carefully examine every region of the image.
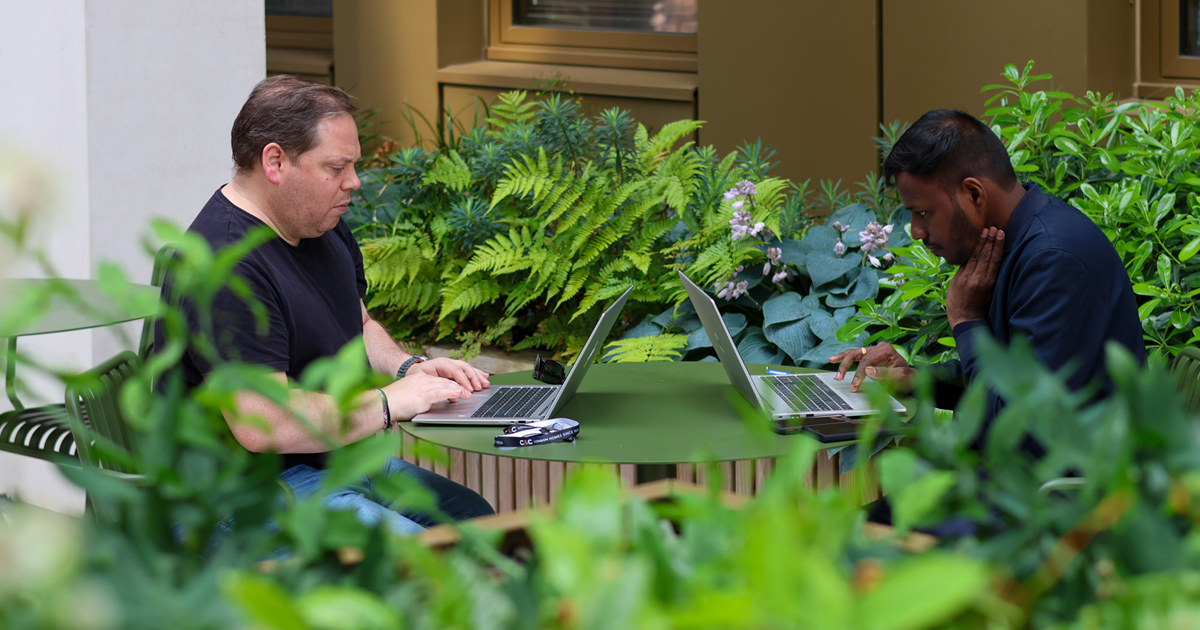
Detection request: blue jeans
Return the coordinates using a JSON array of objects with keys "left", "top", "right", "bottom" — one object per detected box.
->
[{"left": 279, "top": 457, "right": 494, "bottom": 536}]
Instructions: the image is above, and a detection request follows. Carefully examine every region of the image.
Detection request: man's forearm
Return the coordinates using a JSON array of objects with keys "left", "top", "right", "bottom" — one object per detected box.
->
[
  {"left": 363, "top": 317, "right": 411, "bottom": 376},
  {"left": 229, "top": 388, "right": 387, "bottom": 454}
]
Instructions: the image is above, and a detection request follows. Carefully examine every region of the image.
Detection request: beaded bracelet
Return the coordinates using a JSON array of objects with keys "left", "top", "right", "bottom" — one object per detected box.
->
[{"left": 375, "top": 388, "right": 392, "bottom": 432}]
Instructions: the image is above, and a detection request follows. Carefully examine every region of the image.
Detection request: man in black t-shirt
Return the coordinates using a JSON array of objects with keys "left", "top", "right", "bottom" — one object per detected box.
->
[{"left": 161, "top": 75, "right": 493, "bottom": 533}]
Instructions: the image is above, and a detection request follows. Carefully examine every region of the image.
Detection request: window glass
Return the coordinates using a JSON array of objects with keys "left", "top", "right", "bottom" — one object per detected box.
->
[
  {"left": 513, "top": 0, "right": 697, "bottom": 34},
  {"left": 1183, "top": 0, "right": 1200, "bottom": 57},
  {"left": 266, "top": 0, "right": 331, "bottom": 18}
]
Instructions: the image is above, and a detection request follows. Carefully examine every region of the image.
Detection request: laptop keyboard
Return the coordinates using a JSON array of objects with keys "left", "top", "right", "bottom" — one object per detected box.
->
[
  {"left": 765, "top": 375, "right": 851, "bottom": 413},
  {"left": 470, "top": 386, "right": 557, "bottom": 418}
]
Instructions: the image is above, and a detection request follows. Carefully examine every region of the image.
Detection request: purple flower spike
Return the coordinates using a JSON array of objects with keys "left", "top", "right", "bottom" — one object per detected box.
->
[
  {"left": 834, "top": 241, "right": 846, "bottom": 256},
  {"left": 732, "top": 199, "right": 744, "bottom": 211},
  {"left": 772, "top": 270, "right": 789, "bottom": 284},
  {"left": 735, "top": 180, "right": 757, "bottom": 197}
]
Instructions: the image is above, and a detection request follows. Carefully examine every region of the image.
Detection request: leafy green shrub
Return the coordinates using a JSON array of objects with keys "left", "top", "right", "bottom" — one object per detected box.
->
[
  {"left": 353, "top": 92, "right": 905, "bottom": 365},
  {"left": 844, "top": 62, "right": 1200, "bottom": 363}
]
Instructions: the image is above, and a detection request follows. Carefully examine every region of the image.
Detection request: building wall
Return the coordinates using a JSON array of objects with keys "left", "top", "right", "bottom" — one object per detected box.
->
[
  {"left": 0, "top": 0, "right": 264, "bottom": 514},
  {"left": 882, "top": 0, "right": 1136, "bottom": 129},
  {"left": 333, "top": 1, "right": 1136, "bottom": 188}
]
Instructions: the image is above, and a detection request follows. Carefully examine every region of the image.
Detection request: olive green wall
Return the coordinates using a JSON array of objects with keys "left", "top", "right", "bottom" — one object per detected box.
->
[
  {"left": 334, "top": 0, "right": 1137, "bottom": 183},
  {"left": 333, "top": 0, "right": 441, "bottom": 146},
  {"left": 882, "top": 0, "right": 1136, "bottom": 130},
  {"left": 697, "top": 0, "right": 882, "bottom": 187}
]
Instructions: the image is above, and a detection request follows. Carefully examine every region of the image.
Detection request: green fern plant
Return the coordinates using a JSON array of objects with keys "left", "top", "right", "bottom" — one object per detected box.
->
[{"left": 601, "top": 334, "right": 687, "bottom": 363}]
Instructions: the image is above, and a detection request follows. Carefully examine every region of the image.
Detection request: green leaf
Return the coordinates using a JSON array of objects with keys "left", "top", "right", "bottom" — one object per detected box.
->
[
  {"left": 835, "top": 317, "right": 871, "bottom": 343},
  {"left": 221, "top": 572, "right": 308, "bottom": 630},
  {"left": 1153, "top": 193, "right": 1177, "bottom": 227},
  {"left": 858, "top": 555, "right": 989, "bottom": 630},
  {"left": 1138, "top": 298, "right": 1161, "bottom": 323},
  {"left": 1181, "top": 236, "right": 1200, "bottom": 262},
  {"left": 296, "top": 586, "right": 404, "bottom": 630}
]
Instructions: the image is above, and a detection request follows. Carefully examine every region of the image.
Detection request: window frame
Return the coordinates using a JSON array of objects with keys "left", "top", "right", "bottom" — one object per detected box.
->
[
  {"left": 486, "top": 0, "right": 698, "bottom": 72},
  {"left": 1161, "top": 0, "right": 1200, "bottom": 79}
]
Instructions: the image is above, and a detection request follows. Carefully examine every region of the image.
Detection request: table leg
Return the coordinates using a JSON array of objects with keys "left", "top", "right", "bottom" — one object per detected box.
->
[{"left": 5, "top": 337, "right": 23, "bottom": 411}]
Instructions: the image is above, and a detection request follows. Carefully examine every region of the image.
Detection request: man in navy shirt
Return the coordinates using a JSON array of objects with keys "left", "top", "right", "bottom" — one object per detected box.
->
[{"left": 830, "top": 109, "right": 1145, "bottom": 439}]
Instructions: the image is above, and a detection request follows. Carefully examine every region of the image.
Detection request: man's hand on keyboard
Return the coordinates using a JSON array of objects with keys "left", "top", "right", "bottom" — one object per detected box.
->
[
  {"left": 385, "top": 372, "right": 475, "bottom": 420},
  {"left": 829, "top": 342, "right": 914, "bottom": 393},
  {"left": 407, "top": 357, "right": 490, "bottom": 392}
]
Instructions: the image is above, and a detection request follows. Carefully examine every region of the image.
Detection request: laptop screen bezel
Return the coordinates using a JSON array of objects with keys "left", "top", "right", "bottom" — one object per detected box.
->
[
  {"left": 543, "top": 285, "right": 633, "bottom": 417},
  {"left": 677, "top": 271, "right": 767, "bottom": 410}
]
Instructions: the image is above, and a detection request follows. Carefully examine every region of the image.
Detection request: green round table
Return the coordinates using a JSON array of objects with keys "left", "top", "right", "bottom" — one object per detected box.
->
[
  {"left": 1, "top": 278, "right": 160, "bottom": 410},
  {"left": 400, "top": 361, "right": 821, "bottom": 465}
]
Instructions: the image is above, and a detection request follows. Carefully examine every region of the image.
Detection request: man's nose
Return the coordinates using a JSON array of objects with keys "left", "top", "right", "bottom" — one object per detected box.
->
[
  {"left": 909, "top": 219, "right": 927, "bottom": 241},
  {"left": 345, "top": 168, "right": 361, "bottom": 191}
]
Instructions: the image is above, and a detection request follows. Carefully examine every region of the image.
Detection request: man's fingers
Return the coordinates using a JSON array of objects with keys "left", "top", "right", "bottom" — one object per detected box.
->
[
  {"left": 834, "top": 351, "right": 861, "bottom": 380},
  {"left": 985, "top": 229, "right": 1005, "bottom": 278}
]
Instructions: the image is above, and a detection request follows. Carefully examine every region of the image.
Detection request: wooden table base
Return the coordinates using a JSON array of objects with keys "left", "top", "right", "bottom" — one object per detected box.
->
[{"left": 398, "top": 434, "right": 881, "bottom": 512}]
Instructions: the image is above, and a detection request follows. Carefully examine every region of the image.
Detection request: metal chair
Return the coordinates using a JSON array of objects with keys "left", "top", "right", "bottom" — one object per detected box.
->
[{"left": 0, "top": 245, "right": 173, "bottom": 469}]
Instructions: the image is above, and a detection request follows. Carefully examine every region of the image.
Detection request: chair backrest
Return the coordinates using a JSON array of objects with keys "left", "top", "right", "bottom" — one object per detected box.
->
[
  {"left": 1171, "top": 347, "right": 1200, "bottom": 417},
  {"left": 64, "top": 351, "right": 143, "bottom": 474},
  {"left": 136, "top": 243, "right": 178, "bottom": 362}
]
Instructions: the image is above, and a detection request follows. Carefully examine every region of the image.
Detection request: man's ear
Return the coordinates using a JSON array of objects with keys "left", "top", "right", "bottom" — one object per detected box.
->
[
  {"left": 261, "top": 142, "right": 286, "bottom": 185},
  {"left": 961, "top": 177, "right": 988, "bottom": 216}
]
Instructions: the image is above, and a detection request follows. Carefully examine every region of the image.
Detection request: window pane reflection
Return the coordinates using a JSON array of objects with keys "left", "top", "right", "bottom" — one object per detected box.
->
[
  {"left": 1183, "top": 0, "right": 1200, "bottom": 57},
  {"left": 266, "top": 0, "right": 331, "bottom": 18},
  {"left": 514, "top": 0, "right": 697, "bottom": 34}
]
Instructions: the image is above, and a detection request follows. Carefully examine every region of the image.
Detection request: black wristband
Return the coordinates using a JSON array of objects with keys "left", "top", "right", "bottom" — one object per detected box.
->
[
  {"left": 375, "top": 388, "right": 392, "bottom": 432},
  {"left": 397, "top": 355, "right": 427, "bottom": 379}
]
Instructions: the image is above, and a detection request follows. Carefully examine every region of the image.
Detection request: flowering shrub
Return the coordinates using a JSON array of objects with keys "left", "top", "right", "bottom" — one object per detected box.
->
[{"left": 842, "top": 62, "right": 1200, "bottom": 364}]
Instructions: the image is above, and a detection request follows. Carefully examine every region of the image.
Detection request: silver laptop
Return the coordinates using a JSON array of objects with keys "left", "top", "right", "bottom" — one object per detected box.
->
[
  {"left": 678, "top": 271, "right": 906, "bottom": 419},
  {"left": 412, "top": 286, "right": 633, "bottom": 425}
]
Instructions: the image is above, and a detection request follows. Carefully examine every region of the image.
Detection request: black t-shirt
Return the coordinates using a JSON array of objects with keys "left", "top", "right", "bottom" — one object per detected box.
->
[{"left": 158, "top": 188, "right": 368, "bottom": 469}]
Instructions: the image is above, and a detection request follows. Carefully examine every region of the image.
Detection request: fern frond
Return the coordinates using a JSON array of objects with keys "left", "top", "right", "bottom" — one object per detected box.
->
[
  {"left": 421, "top": 151, "right": 472, "bottom": 191},
  {"left": 490, "top": 148, "right": 560, "bottom": 209},
  {"left": 439, "top": 276, "right": 503, "bottom": 319},
  {"left": 486, "top": 91, "right": 537, "bottom": 130},
  {"left": 459, "top": 227, "right": 538, "bottom": 278},
  {"left": 602, "top": 334, "right": 686, "bottom": 363},
  {"left": 639, "top": 120, "right": 705, "bottom": 167}
]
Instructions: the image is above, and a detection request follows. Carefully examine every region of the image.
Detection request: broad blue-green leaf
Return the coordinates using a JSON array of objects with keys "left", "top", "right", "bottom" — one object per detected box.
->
[
  {"left": 807, "top": 310, "right": 839, "bottom": 340},
  {"left": 764, "top": 318, "right": 817, "bottom": 361},
  {"left": 762, "top": 291, "right": 806, "bottom": 326},
  {"left": 723, "top": 312, "right": 747, "bottom": 338},
  {"left": 686, "top": 326, "right": 712, "bottom": 351},
  {"left": 822, "top": 266, "right": 862, "bottom": 296},
  {"left": 807, "top": 252, "right": 862, "bottom": 288},
  {"left": 826, "top": 267, "right": 879, "bottom": 308},
  {"left": 776, "top": 237, "right": 806, "bottom": 266},
  {"left": 857, "top": 555, "right": 988, "bottom": 630},
  {"left": 620, "top": 316, "right": 662, "bottom": 339},
  {"left": 737, "top": 326, "right": 786, "bottom": 365},
  {"left": 798, "top": 224, "right": 840, "bottom": 254},
  {"left": 833, "top": 306, "right": 857, "bottom": 326},
  {"left": 828, "top": 203, "right": 877, "bottom": 247}
]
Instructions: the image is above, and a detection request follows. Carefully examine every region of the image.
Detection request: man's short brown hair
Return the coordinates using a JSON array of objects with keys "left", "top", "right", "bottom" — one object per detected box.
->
[{"left": 231, "top": 75, "right": 357, "bottom": 174}]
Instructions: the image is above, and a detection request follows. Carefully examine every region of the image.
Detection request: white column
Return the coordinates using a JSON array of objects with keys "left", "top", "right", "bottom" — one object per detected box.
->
[{"left": 0, "top": 0, "right": 265, "bottom": 514}]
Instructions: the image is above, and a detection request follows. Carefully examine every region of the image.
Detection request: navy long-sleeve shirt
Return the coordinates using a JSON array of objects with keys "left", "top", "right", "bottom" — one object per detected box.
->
[{"left": 932, "top": 183, "right": 1145, "bottom": 425}]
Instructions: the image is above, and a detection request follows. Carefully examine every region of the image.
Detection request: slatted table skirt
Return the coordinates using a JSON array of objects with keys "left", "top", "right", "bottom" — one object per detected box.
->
[{"left": 397, "top": 432, "right": 880, "bottom": 512}]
